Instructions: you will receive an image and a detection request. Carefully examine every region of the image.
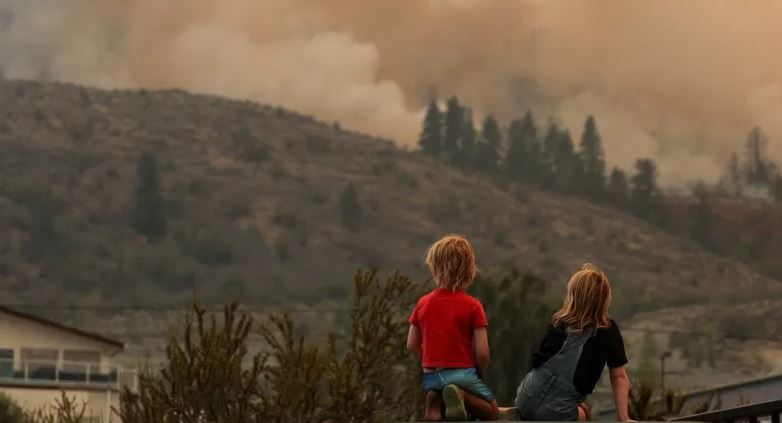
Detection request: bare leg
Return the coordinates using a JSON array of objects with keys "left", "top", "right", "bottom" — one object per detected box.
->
[
  {"left": 461, "top": 389, "right": 499, "bottom": 421},
  {"left": 424, "top": 391, "right": 444, "bottom": 422}
]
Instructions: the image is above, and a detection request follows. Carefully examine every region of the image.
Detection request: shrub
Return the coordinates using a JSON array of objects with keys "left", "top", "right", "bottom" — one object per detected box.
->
[
  {"left": 339, "top": 183, "right": 362, "bottom": 231},
  {"left": 427, "top": 195, "right": 461, "bottom": 223},
  {"left": 119, "top": 269, "right": 423, "bottom": 422},
  {"left": 0, "top": 393, "right": 24, "bottom": 423},
  {"left": 119, "top": 304, "right": 264, "bottom": 422},
  {"left": 180, "top": 230, "right": 233, "bottom": 266},
  {"left": 304, "top": 135, "right": 332, "bottom": 154},
  {"left": 188, "top": 238, "right": 232, "bottom": 266},
  {"left": 471, "top": 267, "right": 554, "bottom": 403},
  {"left": 241, "top": 143, "right": 270, "bottom": 162},
  {"left": 222, "top": 196, "right": 252, "bottom": 220},
  {"left": 273, "top": 238, "right": 290, "bottom": 262},
  {"left": 23, "top": 392, "right": 88, "bottom": 423},
  {"left": 627, "top": 382, "right": 720, "bottom": 420}
]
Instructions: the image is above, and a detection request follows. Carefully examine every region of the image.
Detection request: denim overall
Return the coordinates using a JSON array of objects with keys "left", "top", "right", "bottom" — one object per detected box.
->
[{"left": 515, "top": 327, "right": 595, "bottom": 421}]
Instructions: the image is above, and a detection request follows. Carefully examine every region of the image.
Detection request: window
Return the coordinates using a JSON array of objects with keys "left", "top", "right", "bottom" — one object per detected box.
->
[
  {"left": 62, "top": 350, "right": 101, "bottom": 382},
  {"left": 63, "top": 350, "right": 100, "bottom": 363},
  {"left": 21, "top": 348, "right": 58, "bottom": 380},
  {"left": 21, "top": 348, "right": 58, "bottom": 361},
  {"left": 0, "top": 349, "right": 12, "bottom": 378}
]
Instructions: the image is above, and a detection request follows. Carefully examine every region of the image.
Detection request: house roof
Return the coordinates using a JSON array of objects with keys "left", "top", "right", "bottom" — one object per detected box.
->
[{"left": 0, "top": 305, "right": 125, "bottom": 351}]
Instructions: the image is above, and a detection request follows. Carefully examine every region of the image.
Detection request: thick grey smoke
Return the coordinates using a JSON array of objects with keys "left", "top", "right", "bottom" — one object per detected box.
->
[{"left": 2, "top": 0, "right": 782, "bottom": 185}]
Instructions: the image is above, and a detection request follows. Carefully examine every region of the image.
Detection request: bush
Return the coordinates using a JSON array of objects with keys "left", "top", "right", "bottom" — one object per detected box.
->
[
  {"left": 0, "top": 391, "right": 89, "bottom": 423},
  {"left": 0, "top": 393, "right": 24, "bottom": 423},
  {"left": 471, "top": 267, "right": 554, "bottom": 403},
  {"left": 222, "top": 196, "right": 252, "bottom": 220},
  {"left": 427, "top": 195, "right": 461, "bottom": 223},
  {"left": 119, "top": 269, "right": 423, "bottom": 422},
  {"left": 185, "top": 237, "right": 233, "bottom": 266},
  {"left": 304, "top": 135, "right": 332, "bottom": 154},
  {"left": 241, "top": 143, "right": 270, "bottom": 162},
  {"left": 339, "top": 183, "right": 362, "bottom": 231},
  {"left": 273, "top": 238, "right": 290, "bottom": 262},
  {"left": 23, "top": 392, "right": 88, "bottom": 423}
]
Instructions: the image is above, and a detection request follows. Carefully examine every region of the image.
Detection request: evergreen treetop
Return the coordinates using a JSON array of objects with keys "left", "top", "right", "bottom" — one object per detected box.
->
[
  {"left": 132, "top": 151, "right": 167, "bottom": 238},
  {"left": 340, "top": 183, "right": 362, "bottom": 231},
  {"left": 443, "top": 96, "right": 464, "bottom": 163},
  {"left": 579, "top": 115, "right": 607, "bottom": 199},
  {"left": 418, "top": 101, "right": 442, "bottom": 157},
  {"left": 607, "top": 167, "right": 630, "bottom": 210}
]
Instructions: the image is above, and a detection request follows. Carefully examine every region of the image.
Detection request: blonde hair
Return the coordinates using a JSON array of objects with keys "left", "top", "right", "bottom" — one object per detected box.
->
[
  {"left": 552, "top": 263, "right": 612, "bottom": 331},
  {"left": 425, "top": 234, "right": 477, "bottom": 290}
]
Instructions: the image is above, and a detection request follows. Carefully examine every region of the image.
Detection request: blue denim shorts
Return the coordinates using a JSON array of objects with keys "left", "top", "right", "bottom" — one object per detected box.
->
[{"left": 421, "top": 368, "right": 495, "bottom": 402}]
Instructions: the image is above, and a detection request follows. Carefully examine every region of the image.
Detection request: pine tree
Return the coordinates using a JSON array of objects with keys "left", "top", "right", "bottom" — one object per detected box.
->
[
  {"left": 340, "top": 183, "right": 362, "bottom": 231},
  {"left": 542, "top": 122, "right": 560, "bottom": 172},
  {"left": 131, "top": 152, "right": 167, "bottom": 238},
  {"left": 504, "top": 118, "right": 526, "bottom": 182},
  {"left": 578, "top": 116, "right": 607, "bottom": 199},
  {"left": 520, "top": 112, "right": 543, "bottom": 184},
  {"left": 607, "top": 167, "right": 630, "bottom": 210},
  {"left": 418, "top": 101, "right": 442, "bottom": 157},
  {"left": 23, "top": 191, "right": 59, "bottom": 262},
  {"left": 504, "top": 112, "right": 541, "bottom": 185},
  {"left": 773, "top": 173, "right": 782, "bottom": 203},
  {"left": 725, "top": 152, "right": 743, "bottom": 197},
  {"left": 745, "top": 127, "right": 771, "bottom": 188},
  {"left": 458, "top": 107, "right": 476, "bottom": 168},
  {"left": 630, "top": 158, "right": 667, "bottom": 225},
  {"left": 474, "top": 115, "right": 501, "bottom": 172},
  {"left": 689, "top": 185, "right": 715, "bottom": 251},
  {"left": 543, "top": 126, "right": 578, "bottom": 193},
  {"left": 443, "top": 97, "right": 464, "bottom": 163}
]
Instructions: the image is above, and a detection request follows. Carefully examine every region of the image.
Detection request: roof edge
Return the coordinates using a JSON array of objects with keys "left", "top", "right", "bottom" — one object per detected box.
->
[{"left": 0, "top": 305, "right": 125, "bottom": 351}]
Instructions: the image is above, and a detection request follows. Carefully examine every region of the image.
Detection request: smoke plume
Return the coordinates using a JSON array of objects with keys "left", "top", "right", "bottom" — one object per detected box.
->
[{"left": 2, "top": 0, "right": 782, "bottom": 185}]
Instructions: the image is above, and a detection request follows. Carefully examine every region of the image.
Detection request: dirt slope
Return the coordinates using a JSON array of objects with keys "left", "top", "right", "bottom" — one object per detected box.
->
[{"left": 0, "top": 80, "right": 778, "bottom": 317}]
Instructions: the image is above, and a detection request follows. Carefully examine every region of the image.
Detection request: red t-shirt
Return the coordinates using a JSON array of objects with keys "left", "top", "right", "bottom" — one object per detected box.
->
[{"left": 408, "top": 288, "right": 488, "bottom": 369}]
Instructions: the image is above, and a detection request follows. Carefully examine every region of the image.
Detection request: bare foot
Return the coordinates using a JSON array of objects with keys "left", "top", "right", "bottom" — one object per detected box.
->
[{"left": 424, "top": 390, "right": 444, "bottom": 421}]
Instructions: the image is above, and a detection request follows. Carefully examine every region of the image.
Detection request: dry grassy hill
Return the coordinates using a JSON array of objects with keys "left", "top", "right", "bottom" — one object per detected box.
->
[
  {"left": 0, "top": 79, "right": 779, "bottom": 322},
  {"left": 668, "top": 196, "right": 782, "bottom": 280}
]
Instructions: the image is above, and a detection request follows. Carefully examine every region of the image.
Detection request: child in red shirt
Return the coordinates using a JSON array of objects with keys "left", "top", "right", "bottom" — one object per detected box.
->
[{"left": 407, "top": 235, "right": 499, "bottom": 421}]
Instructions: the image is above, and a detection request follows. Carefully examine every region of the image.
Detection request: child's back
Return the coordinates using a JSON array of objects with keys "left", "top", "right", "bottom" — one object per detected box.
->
[
  {"left": 410, "top": 288, "right": 486, "bottom": 369},
  {"left": 406, "top": 235, "right": 499, "bottom": 421}
]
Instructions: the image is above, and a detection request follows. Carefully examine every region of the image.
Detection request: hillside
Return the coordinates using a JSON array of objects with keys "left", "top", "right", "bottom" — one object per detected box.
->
[
  {"left": 667, "top": 196, "right": 782, "bottom": 280},
  {"left": 0, "top": 79, "right": 779, "bottom": 318}
]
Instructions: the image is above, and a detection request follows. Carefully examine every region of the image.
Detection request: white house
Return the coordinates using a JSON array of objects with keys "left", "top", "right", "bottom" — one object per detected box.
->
[{"left": 0, "top": 305, "right": 130, "bottom": 422}]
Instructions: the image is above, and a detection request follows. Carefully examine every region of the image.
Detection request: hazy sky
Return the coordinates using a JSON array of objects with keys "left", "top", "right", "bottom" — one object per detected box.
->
[{"left": 2, "top": 0, "right": 782, "bottom": 185}]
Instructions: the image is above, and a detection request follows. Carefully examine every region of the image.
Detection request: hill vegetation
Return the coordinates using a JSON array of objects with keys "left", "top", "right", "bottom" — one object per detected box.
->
[
  {"left": 0, "top": 79, "right": 778, "bottom": 316},
  {"left": 416, "top": 96, "right": 782, "bottom": 280}
]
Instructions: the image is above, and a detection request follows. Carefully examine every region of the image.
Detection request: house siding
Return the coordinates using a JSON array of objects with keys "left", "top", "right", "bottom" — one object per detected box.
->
[{"left": 0, "top": 309, "right": 125, "bottom": 423}]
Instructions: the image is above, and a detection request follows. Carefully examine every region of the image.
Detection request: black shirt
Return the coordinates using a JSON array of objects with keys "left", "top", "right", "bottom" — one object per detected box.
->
[{"left": 531, "top": 319, "right": 628, "bottom": 396}]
